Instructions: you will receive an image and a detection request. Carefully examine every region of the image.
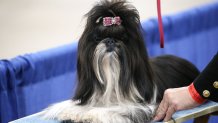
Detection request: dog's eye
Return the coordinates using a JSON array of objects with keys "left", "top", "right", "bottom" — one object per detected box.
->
[
  {"left": 93, "top": 34, "right": 103, "bottom": 42},
  {"left": 93, "top": 35, "right": 102, "bottom": 42},
  {"left": 120, "top": 34, "right": 127, "bottom": 41}
]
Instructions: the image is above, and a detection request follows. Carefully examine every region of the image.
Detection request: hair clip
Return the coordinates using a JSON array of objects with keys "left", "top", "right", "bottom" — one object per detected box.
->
[{"left": 103, "top": 16, "right": 121, "bottom": 26}]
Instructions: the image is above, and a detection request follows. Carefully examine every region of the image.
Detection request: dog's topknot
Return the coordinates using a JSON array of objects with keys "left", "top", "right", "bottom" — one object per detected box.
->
[
  {"left": 81, "top": 0, "right": 143, "bottom": 41},
  {"left": 86, "top": 0, "right": 140, "bottom": 27}
]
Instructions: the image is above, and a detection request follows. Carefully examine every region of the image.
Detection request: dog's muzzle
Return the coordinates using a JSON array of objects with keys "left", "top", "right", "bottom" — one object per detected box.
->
[{"left": 103, "top": 38, "right": 116, "bottom": 52}]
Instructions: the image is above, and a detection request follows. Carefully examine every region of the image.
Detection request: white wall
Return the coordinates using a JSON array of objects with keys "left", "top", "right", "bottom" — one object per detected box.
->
[{"left": 0, "top": 0, "right": 214, "bottom": 59}]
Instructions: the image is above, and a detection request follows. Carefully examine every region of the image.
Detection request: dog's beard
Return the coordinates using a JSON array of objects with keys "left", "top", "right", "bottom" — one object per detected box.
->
[
  {"left": 92, "top": 41, "right": 145, "bottom": 106},
  {"left": 93, "top": 42, "right": 120, "bottom": 86},
  {"left": 92, "top": 42, "right": 121, "bottom": 105}
]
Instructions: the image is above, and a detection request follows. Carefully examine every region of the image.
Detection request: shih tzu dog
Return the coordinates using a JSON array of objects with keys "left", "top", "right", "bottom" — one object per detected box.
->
[{"left": 42, "top": 0, "right": 199, "bottom": 123}]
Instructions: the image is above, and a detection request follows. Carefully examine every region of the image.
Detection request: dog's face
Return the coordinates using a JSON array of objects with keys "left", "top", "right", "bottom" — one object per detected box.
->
[{"left": 74, "top": 0, "right": 154, "bottom": 105}]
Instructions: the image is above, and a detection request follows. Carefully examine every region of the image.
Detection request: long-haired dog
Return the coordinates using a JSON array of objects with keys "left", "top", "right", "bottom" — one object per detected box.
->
[{"left": 42, "top": 0, "right": 199, "bottom": 123}]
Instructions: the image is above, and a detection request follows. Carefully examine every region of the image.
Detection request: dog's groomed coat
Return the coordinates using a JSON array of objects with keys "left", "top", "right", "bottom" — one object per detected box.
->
[{"left": 41, "top": 0, "right": 199, "bottom": 123}]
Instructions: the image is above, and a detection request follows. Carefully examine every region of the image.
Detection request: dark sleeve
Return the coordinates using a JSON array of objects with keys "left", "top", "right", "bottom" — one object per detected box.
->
[{"left": 193, "top": 52, "right": 218, "bottom": 102}]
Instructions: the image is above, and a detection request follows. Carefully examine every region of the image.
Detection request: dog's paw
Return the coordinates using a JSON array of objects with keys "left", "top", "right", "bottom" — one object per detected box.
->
[
  {"left": 82, "top": 114, "right": 102, "bottom": 123},
  {"left": 41, "top": 100, "right": 80, "bottom": 120}
]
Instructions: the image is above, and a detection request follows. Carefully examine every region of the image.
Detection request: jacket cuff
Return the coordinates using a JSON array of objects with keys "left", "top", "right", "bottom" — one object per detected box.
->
[{"left": 188, "top": 83, "right": 206, "bottom": 104}]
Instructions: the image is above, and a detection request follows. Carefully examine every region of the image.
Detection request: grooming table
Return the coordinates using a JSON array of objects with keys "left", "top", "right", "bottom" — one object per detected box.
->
[{"left": 10, "top": 101, "right": 218, "bottom": 123}]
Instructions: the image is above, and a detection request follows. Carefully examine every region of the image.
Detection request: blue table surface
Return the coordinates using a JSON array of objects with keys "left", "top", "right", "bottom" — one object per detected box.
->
[{"left": 10, "top": 101, "right": 218, "bottom": 123}]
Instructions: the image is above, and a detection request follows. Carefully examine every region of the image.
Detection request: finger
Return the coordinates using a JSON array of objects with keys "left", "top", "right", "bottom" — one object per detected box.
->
[
  {"left": 163, "top": 105, "right": 176, "bottom": 122},
  {"left": 154, "top": 98, "right": 168, "bottom": 121},
  {"left": 153, "top": 105, "right": 165, "bottom": 120}
]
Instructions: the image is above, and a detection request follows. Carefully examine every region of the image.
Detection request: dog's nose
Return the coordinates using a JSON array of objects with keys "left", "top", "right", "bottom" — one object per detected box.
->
[
  {"left": 106, "top": 39, "right": 115, "bottom": 46},
  {"left": 105, "top": 38, "right": 116, "bottom": 52}
]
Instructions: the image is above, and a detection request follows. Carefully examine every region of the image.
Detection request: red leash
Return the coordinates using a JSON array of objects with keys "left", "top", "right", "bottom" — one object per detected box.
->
[{"left": 157, "top": 0, "right": 165, "bottom": 48}]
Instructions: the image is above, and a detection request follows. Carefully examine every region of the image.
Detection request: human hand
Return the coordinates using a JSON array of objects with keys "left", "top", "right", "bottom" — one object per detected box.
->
[{"left": 153, "top": 86, "right": 201, "bottom": 122}]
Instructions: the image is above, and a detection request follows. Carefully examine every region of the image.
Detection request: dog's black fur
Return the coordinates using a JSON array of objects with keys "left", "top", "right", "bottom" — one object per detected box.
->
[
  {"left": 61, "top": 0, "right": 199, "bottom": 122},
  {"left": 74, "top": 0, "right": 199, "bottom": 104}
]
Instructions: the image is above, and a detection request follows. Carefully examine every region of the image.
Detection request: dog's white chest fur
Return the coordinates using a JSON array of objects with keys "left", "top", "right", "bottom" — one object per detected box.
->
[{"left": 42, "top": 100, "right": 157, "bottom": 123}]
